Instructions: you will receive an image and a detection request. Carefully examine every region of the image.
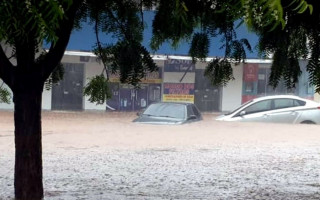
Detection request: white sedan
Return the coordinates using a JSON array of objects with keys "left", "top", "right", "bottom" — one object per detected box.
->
[{"left": 216, "top": 95, "right": 320, "bottom": 124}]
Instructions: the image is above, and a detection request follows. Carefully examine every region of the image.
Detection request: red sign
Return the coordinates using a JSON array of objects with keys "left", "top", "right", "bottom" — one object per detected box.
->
[
  {"left": 244, "top": 63, "right": 258, "bottom": 82},
  {"left": 242, "top": 95, "right": 257, "bottom": 104},
  {"left": 163, "top": 83, "right": 195, "bottom": 103},
  {"left": 163, "top": 83, "right": 194, "bottom": 95}
]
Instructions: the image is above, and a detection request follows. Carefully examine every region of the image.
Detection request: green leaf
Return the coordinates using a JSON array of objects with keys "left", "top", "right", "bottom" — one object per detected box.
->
[
  {"left": 292, "top": 0, "right": 305, "bottom": 11},
  {"left": 297, "top": 3, "right": 308, "bottom": 13},
  {"left": 308, "top": 5, "right": 313, "bottom": 14},
  {"left": 84, "top": 75, "right": 112, "bottom": 105},
  {"left": 204, "top": 58, "right": 235, "bottom": 86},
  {"left": 189, "top": 32, "right": 209, "bottom": 62},
  {"left": 0, "top": 85, "right": 11, "bottom": 104}
]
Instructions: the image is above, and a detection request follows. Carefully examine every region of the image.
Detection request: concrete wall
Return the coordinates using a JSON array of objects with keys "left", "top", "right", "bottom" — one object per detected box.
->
[{"left": 221, "top": 64, "right": 243, "bottom": 112}]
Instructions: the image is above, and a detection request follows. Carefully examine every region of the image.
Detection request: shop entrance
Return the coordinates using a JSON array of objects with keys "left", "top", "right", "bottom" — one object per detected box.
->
[
  {"left": 119, "top": 84, "right": 148, "bottom": 111},
  {"left": 51, "top": 63, "right": 84, "bottom": 111},
  {"left": 194, "top": 69, "right": 221, "bottom": 112}
]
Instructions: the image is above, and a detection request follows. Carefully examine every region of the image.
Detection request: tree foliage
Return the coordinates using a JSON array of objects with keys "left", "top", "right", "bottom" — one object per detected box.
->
[
  {"left": 248, "top": 0, "right": 320, "bottom": 91},
  {"left": 0, "top": 1, "right": 83, "bottom": 199},
  {"left": 0, "top": 0, "right": 71, "bottom": 46},
  {"left": 204, "top": 58, "right": 235, "bottom": 86},
  {"left": 150, "top": 0, "right": 317, "bottom": 89},
  {"left": 242, "top": 0, "right": 313, "bottom": 31},
  {"left": 0, "top": 1, "right": 319, "bottom": 199},
  {"left": 81, "top": 0, "right": 158, "bottom": 104},
  {"left": 189, "top": 33, "right": 210, "bottom": 62},
  {"left": 0, "top": 84, "right": 11, "bottom": 103},
  {"left": 0, "top": 0, "right": 78, "bottom": 98},
  {"left": 44, "top": 63, "right": 64, "bottom": 90},
  {"left": 152, "top": 0, "right": 252, "bottom": 85},
  {"left": 84, "top": 74, "right": 111, "bottom": 104},
  {"left": 1, "top": 0, "right": 318, "bottom": 103}
]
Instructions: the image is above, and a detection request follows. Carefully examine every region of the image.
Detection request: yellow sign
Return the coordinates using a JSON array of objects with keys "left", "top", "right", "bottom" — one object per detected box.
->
[
  {"left": 163, "top": 94, "right": 194, "bottom": 103},
  {"left": 109, "top": 70, "right": 162, "bottom": 83}
]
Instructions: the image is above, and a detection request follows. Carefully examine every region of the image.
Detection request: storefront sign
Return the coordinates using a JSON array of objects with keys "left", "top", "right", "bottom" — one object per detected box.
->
[
  {"left": 164, "top": 59, "right": 195, "bottom": 72},
  {"left": 244, "top": 63, "right": 258, "bottom": 82},
  {"left": 163, "top": 94, "right": 194, "bottom": 102},
  {"left": 163, "top": 83, "right": 195, "bottom": 102},
  {"left": 109, "top": 69, "right": 162, "bottom": 83}
]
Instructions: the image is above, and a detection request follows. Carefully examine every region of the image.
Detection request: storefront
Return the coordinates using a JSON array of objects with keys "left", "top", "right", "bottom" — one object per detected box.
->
[
  {"left": 162, "top": 59, "right": 195, "bottom": 103},
  {"left": 0, "top": 51, "right": 315, "bottom": 113},
  {"left": 106, "top": 69, "right": 162, "bottom": 111},
  {"left": 241, "top": 62, "right": 312, "bottom": 104}
]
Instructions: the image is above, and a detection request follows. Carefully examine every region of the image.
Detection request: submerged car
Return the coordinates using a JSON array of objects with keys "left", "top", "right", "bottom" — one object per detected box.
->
[
  {"left": 216, "top": 95, "right": 320, "bottom": 124},
  {"left": 133, "top": 102, "right": 202, "bottom": 125}
]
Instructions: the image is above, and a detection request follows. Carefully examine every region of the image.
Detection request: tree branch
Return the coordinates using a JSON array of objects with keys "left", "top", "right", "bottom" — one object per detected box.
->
[
  {"left": 105, "top": 6, "right": 133, "bottom": 42},
  {"left": 94, "top": 15, "right": 109, "bottom": 80},
  {"left": 41, "top": 0, "right": 84, "bottom": 82}
]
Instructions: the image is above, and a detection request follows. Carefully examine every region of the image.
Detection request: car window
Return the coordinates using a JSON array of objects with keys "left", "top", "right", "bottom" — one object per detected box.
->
[
  {"left": 243, "top": 100, "right": 272, "bottom": 114},
  {"left": 187, "top": 105, "right": 194, "bottom": 118},
  {"left": 191, "top": 105, "right": 201, "bottom": 118},
  {"left": 144, "top": 103, "right": 185, "bottom": 119},
  {"left": 296, "top": 100, "right": 306, "bottom": 106},
  {"left": 226, "top": 100, "right": 253, "bottom": 115},
  {"left": 274, "top": 98, "right": 305, "bottom": 109}
]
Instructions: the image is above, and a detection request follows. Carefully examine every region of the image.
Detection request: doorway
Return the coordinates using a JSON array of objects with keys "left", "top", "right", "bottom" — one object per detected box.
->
[
  {"left": 51, "top": 63, "right": 84, "bottom": 110},
  {"left": 194, "top": 69, "right": 221, "bottom": 112}
]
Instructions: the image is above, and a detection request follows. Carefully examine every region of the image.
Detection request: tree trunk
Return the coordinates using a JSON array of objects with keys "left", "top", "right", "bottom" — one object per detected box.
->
[{"left": 14, "top": 90, "right": 43, "bottom": 200}]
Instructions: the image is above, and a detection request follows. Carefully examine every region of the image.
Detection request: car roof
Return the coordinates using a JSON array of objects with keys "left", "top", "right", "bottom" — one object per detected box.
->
[{"left": 252, "top": 95, "right": 305, "bottom": 102}]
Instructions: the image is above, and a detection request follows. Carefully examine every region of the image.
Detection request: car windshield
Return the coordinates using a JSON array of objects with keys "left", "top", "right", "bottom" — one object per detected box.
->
[{"left": 143, "top": 103, "right": 185, "bottom": 119}]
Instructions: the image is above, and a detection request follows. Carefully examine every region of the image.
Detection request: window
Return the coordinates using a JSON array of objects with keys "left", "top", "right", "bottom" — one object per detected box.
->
[
  {"left": 257, "top": 68, "right": 267, "bottom": 95},
  {"left": 245, "top": 82, "right": 254, "bottom": 93},
  {"left": 244, "top": 100, "right": 272, "bottom": 114},
  {"left": 274, "top": 99, "right": 306, "bottom": 109},
  {"left": 144, "top": 103, "right": 185, "bottom": 119},
  {"left": 187, "top": 105, "right": 194, "bottom": 118},
  {"left": 307, "top": 82, "right": 314, "bottom": 94},
  {"left": 191, "top": 105, "right": 201, "bottom": 118}
]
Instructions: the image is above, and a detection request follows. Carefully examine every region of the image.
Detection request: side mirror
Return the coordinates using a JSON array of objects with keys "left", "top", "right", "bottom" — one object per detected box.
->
[{"left": 239, "top": 111, "right": 246, "bottom": 116}]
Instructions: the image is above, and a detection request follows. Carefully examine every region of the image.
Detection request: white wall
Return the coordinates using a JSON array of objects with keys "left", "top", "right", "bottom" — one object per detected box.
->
[
  {"left": 83, "top": 58, "right": 106, "bottom": 110},
  {"left": 0, "top": 82, "right": 53, "bottom": 110},
  {"left": 221, "top": 64, "right": 243, "bottom": 112},
  {"left": 163, "top": 72, "right": 195, "bottom": 83},
  {"left": 61, "top": 54, "right": 106, "bottom": 110},
  {"left": 314, "top": 93, "right": 320, "bottom": 103},
  {"left": 42, "top": 89, "right": 52, "bottom": 110}
]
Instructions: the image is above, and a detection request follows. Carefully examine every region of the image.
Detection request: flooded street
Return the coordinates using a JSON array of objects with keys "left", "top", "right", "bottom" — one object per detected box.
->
[{"left": 1, "top": 110, "right": 320, "bottom": 199}]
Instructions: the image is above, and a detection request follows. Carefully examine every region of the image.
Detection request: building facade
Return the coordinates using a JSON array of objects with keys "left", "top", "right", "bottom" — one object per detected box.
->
[{"left": 0, "top": 51, "right": 315, "bottom": 112}]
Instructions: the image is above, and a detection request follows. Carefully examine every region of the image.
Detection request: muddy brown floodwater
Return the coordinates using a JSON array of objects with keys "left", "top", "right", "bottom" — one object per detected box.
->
[{"left": 1, "top": 110, "right": 320, "bottom": 199}]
